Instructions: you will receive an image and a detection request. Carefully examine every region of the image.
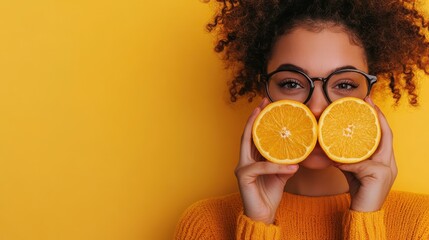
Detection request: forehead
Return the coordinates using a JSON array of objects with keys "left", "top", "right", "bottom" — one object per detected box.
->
[{"left": 267, "top": 26, "right": 368, "bottom": 76}]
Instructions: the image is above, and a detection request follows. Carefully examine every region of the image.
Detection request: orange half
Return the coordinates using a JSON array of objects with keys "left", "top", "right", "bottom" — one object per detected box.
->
[
  {"left": 318, "top": 97, "right": 381, "bottom": 163},
  {"left": 252, "top": 100, "right": 318, "bottom": 164}
]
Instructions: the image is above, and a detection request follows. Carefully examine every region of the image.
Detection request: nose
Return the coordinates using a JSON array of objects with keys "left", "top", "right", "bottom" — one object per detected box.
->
[{"left": 306, "top": 81, "right": 329, "bottom": 120}]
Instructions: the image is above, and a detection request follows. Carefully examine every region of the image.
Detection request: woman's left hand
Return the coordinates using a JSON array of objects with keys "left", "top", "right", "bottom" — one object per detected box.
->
[{"left": 336, "top": 97, "right": 398, "bottom": 212}]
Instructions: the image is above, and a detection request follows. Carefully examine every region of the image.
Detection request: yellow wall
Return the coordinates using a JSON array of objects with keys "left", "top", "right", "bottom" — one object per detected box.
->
[{"left": 0, "top": 1, "right": 428, "bottom": 239}]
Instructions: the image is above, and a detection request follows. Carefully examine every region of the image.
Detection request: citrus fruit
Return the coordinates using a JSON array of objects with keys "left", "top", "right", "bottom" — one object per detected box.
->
[
  {"left": 318, "top": 97, "right": 381, "bottom": 163},
  {"left": 252, "top": 100, "right": 318, "bottom": 164}
]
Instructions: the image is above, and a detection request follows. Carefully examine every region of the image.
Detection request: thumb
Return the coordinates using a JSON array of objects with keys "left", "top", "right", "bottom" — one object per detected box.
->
[
  {"left": 337, "top": 166, "right": 359, "bottom": 194},
  {"left": 277, "top": 172, "right": 295, "bottom": 186},
  {"left": 336, "top": 161, "right": 370, "bottom": 176}
]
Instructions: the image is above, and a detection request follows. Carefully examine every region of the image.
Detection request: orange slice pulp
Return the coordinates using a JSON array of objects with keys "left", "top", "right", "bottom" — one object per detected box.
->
[
  {"left": 318, "top": 97, "right": 381, "bottom": 163},
  {"left": 252, "top": 100, "right": 318, "bottom": 164}
]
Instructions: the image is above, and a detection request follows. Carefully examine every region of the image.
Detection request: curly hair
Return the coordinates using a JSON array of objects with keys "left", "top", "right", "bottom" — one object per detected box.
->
[{"left": 206, "top": 0, "right": 429, "bottom": 105}]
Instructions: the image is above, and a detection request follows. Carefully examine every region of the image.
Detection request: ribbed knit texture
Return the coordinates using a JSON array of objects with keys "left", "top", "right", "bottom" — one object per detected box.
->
[
  {"left": 236, "top": 213, "right": 281, "bottom": 239},
  {"left": 342, "top": 210, "right": 386, "bottom": 239},
  {"left": 174, "top": 191, "right": 429, "bottom": 240}
]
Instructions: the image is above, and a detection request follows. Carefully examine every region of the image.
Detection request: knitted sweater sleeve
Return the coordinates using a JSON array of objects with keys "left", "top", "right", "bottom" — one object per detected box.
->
[
  {"left": 236, "top": 212, "right": 281, "bottom": 240},
  {"left": 342, "top": 209, "right": 386, "bottom": 240},
  {"left": 342, "top": 191, "right": 429, "bottom": 240}
]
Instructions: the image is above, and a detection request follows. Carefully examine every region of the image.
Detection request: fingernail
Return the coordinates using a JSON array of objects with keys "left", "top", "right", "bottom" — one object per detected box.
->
[
  {"left": 366, "top": 97, "right": 375, "bottom": 106},
  {"left": 287, "top": 165, "right": 299, "bottom": 170},
  {"left": 252, "top": 107, "right": 259, "bottom": 115}
]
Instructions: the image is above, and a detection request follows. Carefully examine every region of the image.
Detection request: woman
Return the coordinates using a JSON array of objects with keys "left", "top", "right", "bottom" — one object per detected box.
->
[{"left": 175, "top": 0, "right": 429, "bottom": 239}]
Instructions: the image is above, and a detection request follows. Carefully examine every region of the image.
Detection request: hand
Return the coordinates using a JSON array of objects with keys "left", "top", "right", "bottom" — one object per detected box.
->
[
  {"left": 235, "top": 98, "right": 299, "bottom": 224},
  {"left": 336, "top": 97, "right": 398, "bottom": 212}
]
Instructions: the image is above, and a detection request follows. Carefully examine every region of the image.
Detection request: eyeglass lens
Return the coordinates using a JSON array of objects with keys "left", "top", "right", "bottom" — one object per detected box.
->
[{"left": 267, "top": 71, "right": 369, "bottom": 102}]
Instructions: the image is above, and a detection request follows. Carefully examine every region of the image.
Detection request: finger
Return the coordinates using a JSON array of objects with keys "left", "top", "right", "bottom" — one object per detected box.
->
[
  {"left": 364, "top": 96, "right": 376, "bottom": 108},
  {"left": 337, "top": 159, "right": 371, "bottom": 173},
  {"left": 365, "top": 97, "right": 393, "bottom": 165},
  {"left": 339, "top": 170, "right": 354, "bottom": 184},
  {"left": 240, "top": 98, "right": 268, "bottom": 150},
  {"left": 390, "top": 153, "right": 398, "bottom": 182},
  {"left": 235, "top": 161, "right": 299, "bottom": 185},
  {"left": 260, "top": 97, "right": 270, "bottom": 109},
  {"left": 336, "top": 160, "right": 390, "bottom": 180},
  {"left": 338, "top": 169, "right": 359, "bottom": 195},
  {"left": 366, "top": 97, "right": 393, "bottom": 146},
  {"left": 391, "top": 152, "right": 397, "bottom": 173},
  {"left": 239, "top": 98, "right": 269, "bottom": 166}
]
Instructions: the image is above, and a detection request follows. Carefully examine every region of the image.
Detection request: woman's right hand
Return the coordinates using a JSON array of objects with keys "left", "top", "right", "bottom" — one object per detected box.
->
[{"left": 235, "top": 98, "right": 299, "bottom": 225}]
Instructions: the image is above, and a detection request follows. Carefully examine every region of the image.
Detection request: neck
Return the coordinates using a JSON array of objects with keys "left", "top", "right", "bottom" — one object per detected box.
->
[{"left": 284, "top": 165, "right": 349, "bottom": 197}]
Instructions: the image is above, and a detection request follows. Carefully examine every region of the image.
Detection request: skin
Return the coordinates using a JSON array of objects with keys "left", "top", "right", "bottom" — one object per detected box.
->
[{"left": 235, "top": 25, "right": 398, "bottom": 225}]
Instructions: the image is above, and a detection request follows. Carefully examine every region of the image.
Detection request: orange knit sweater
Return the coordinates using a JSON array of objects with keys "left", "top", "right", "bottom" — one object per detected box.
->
[{"left": 174, "top": 191, "right": 429, "bottom": 239}]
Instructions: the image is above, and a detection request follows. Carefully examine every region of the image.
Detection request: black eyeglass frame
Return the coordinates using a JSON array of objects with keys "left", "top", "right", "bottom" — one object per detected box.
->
[{"left": 260, "top": 67, "right": 378, "bottom": 104}]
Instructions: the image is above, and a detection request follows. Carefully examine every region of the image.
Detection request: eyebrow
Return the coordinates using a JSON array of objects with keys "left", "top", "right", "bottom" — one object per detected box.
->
[{"left": 274, "top": 63, "right": 358, "bottom": 74}]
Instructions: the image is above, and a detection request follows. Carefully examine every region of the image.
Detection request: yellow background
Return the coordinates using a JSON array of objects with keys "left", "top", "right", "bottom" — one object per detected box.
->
[{"left": 0, "top": 1, "right": 428, "bottom": 239}]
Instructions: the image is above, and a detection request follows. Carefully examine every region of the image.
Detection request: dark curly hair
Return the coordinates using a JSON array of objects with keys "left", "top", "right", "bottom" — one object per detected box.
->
[{"left": 206, "top": 0, "right": 429, "bottom": 105}]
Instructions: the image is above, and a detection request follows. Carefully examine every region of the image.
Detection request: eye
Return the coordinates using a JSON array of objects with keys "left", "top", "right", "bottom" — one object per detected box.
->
[
  {"left": 277, "top": 79, "right": 304, "bottom": 89},
  {"left": 334, "top": 80, "right": 359, "bottom": 90}
]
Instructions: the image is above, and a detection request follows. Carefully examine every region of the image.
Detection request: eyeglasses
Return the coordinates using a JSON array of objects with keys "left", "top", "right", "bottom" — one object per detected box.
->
[{"left": 260, "top": 65, "right": 377, "bottom": 104}]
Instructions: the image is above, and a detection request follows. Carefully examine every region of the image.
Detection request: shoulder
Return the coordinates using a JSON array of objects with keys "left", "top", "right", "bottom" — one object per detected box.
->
[
  {"left": 174, "top": 192, "right": 242, "bottom": 240},
  {"left": 384, "top": 191, "right": 429, "bottom": 236},
  {"left": 385, "top": 190, "right": 429, "bottom": 210},
  {"left": 179, "top": 192, "right": 242, "bottom": 222}
]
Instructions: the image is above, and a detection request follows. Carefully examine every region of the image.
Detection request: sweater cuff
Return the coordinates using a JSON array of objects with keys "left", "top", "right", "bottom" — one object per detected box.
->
[
  {"left": 236, "top": 213, "right": 281, "bottom": 240},
  {"left": 342, "top": 209, "right": 386, "bottom": 240}
]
